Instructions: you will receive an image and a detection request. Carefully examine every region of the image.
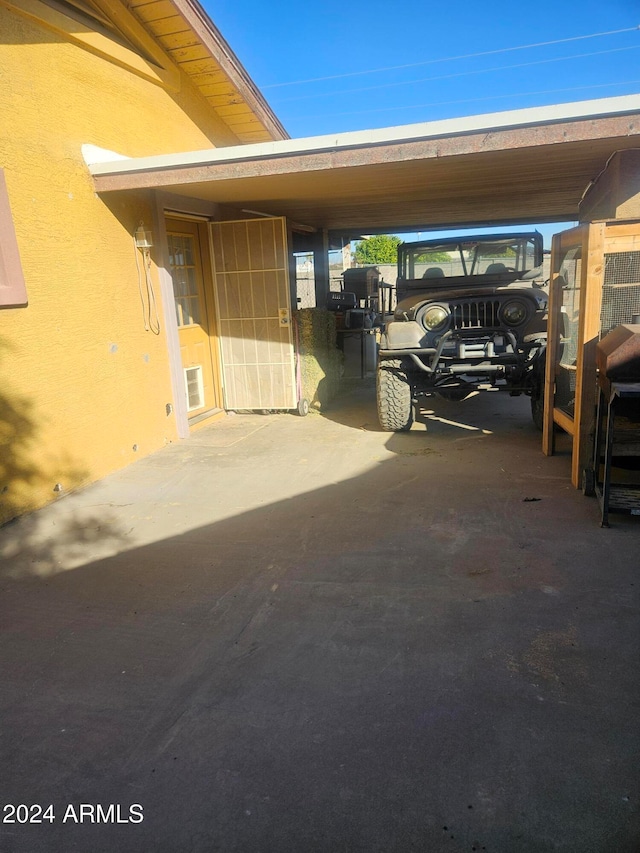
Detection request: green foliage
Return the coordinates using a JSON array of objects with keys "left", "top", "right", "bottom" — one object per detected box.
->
[
  {"left": 354, "top": 234, "right": 401, "bottom": 265},
  {"left": 416, "top": 250, "right": 451, "bottom": 262},
  {"left": 475, "top": 245, "right": 516, "bottom": 258}
]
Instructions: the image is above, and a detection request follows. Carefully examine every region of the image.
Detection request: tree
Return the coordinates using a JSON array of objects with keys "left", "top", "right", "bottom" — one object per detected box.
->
[
  {"left": 416, "top": 250, "right": 451, "bottom": 263},
  {"left": 354, "top": 234, "right": 401, "bottom": 265}
]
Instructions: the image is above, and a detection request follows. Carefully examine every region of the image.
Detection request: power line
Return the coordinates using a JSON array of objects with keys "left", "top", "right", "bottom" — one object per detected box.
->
[
  {"left": 262, "top": 24, "right": 639, "bottom": 89},
  {"left": 285, "top": 79, "right": 640, "bottom": 123},
  {"left": 271, "top": 44, "right": 640, "bottom": 104}
]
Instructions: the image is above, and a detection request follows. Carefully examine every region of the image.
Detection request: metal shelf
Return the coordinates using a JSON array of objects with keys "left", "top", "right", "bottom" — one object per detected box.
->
[{"left": 587, "top": 380, "right": 640, "bottom": 526}]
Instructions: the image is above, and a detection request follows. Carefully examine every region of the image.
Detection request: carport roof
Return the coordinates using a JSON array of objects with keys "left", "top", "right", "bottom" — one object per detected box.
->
[{"left": 88, "top": 94, "right": 640, "bottom": 236}]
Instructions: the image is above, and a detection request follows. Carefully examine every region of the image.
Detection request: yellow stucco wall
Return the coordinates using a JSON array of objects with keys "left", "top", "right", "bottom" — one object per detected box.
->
[{"left": 0, "top": 5, "right": 240, "bottom": 523}]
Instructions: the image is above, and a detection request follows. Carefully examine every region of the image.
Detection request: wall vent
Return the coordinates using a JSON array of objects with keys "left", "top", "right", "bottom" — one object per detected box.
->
[{"left": 184, "top": 366, "right": 204, "bottom": 411}]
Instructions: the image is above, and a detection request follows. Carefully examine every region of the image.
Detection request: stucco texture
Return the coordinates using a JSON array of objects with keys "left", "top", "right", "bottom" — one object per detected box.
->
[{"left": 0, "top": 5, "right": 239, "bottom": 522}]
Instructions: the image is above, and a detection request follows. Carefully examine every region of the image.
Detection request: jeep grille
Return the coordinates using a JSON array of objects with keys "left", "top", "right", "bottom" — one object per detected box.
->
[{"left": 450, "top": 299, "right": 501, "bottom": 330}]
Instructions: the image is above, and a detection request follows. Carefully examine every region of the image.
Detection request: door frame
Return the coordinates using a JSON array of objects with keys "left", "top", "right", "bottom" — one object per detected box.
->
[
  {"left": 153, "top": 193, "right": 223, "bottom": 438},
  {"left": 166, "top": 215, "right": 223, "bottom": 423}
]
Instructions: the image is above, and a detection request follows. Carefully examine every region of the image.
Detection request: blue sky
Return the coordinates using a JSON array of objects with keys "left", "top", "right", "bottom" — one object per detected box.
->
[{"left": 203, "top": 0, "right": 639, "bottom": 244}]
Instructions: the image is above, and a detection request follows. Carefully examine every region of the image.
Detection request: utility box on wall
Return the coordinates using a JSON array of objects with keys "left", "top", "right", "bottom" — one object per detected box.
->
[{"left": 543, "top": 219, "right": 640, "bottom": 486}]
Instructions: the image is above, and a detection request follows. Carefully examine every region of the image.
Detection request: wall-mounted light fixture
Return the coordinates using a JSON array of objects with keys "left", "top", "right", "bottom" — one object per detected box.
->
[
  {"left": 134, "top": 222, "right": 153, "bottom": 249},
  {"left": 133, "top": 221, "right": 160, "bottom": 334}
]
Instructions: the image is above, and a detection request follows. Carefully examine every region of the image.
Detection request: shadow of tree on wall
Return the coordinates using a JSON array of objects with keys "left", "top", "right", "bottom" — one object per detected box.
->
[
  {"left": 0, "top": 336, "right": 44, "bottom": 525},
  {"left": 0, "top": 337, "right": 129, "bottom": 570}
]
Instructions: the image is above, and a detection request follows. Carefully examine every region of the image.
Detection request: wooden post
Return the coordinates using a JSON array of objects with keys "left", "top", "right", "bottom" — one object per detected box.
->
[
  {"left": 543, "top": 225, "right": 586, "bottom": 459},
  {"left": 313, "top": 228, "right": 330, "bottom": 308},
  {"left": 573, "top": 222, "right": 605, "bottom": 487},
  {"left": 542, "top": 233, "right": 562, "bottom": 457}
]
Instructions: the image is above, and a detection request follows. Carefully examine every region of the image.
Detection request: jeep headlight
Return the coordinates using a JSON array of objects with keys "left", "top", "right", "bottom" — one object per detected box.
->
[
  {"left": 422, "top": 305, "right": 449, "bottom": 331},
  {"left": 501, "top": 300, "right": 528, "bottom": 326}
]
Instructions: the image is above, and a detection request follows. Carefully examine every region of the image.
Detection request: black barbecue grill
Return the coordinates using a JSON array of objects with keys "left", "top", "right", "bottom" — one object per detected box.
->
[{"left": 583, "top": 323, "right": 640, "bottom": 525}]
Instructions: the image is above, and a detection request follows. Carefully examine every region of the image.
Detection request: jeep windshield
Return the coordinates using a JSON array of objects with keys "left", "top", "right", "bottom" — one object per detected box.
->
[{"left": 398, "top": 232, "right": 543, "bottom": 282}]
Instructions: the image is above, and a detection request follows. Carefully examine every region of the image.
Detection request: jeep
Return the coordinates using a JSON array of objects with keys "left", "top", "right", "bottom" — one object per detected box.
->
[{"left": 376, "top": 232, "right": 547, "bottom": 431}]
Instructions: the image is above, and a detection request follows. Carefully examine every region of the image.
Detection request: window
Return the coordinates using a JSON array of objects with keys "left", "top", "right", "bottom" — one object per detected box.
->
[
  {"left": 168, "top": 234, "right": 202, "bottom": 327},
  {"left": 0, "top": 170, "right": 27, "bottom": 308}
]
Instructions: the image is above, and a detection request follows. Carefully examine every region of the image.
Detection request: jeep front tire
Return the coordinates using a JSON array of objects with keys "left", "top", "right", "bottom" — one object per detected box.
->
[{"left": 377, "top": 358, "right": 413, "bottom": 431}]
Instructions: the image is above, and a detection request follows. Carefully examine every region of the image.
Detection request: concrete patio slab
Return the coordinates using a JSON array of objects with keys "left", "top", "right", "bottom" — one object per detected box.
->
[{"left": 1, "top": 383, "right": 639, "bottom": 852}]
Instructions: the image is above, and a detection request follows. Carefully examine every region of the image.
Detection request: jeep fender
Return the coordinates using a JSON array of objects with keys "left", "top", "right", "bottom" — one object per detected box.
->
[{"left": 384, "top": 320, "right": 425, "bottom": 350}]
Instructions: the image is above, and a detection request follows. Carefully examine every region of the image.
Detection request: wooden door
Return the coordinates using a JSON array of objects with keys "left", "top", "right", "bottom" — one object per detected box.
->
[
  {"left": 210, "top": 217, "right": 296, "bottom": 410},
  {"left": 166, "top": 217, "right": 221, "bottom": 421}
]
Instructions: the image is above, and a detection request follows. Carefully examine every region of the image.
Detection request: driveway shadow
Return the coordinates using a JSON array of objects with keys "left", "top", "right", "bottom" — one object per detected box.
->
[{"left": 0, "top": 383, "right": 636, "bottom": 853}]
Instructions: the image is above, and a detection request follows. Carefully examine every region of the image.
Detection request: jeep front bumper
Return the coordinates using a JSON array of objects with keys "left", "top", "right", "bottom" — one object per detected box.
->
[{"left": 379, "top": 328, "right": 523, "bottom": 374}]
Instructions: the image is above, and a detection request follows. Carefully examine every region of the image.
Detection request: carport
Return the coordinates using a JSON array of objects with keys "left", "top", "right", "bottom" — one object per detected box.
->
[
  {"left": 86, "top": 93, "right": 640, "bottom": 438},
  {"left": 90, "top": 94, "right": 640, "bottom": 236}
]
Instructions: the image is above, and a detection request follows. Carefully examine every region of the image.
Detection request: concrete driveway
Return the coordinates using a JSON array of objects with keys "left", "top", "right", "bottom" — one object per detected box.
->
[{"left": 1, "top": 383, "right": 639, "bottom": 852}]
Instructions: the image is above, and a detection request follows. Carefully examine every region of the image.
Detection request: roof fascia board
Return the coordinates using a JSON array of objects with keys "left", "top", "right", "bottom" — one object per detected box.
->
[
  {"left": 89, "top": 94, "right": 640, "bottom": 178},
  {"left": 171, "top": 0, "right": 288, "bottom": 140}
]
